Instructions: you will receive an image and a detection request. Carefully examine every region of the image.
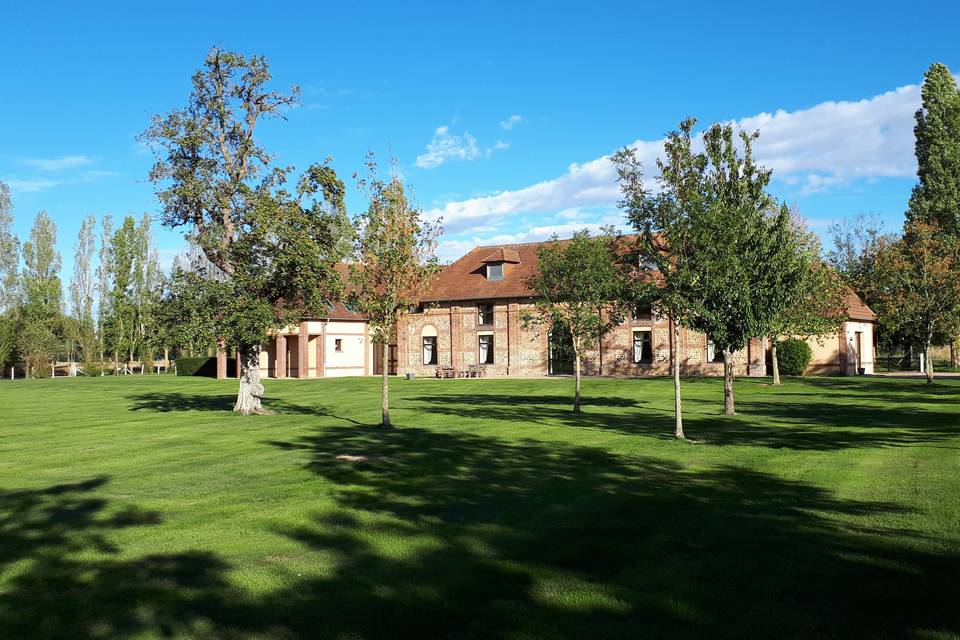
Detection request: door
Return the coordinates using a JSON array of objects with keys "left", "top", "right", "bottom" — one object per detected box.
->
[
  {"left": 548, "top": 328, "right": 574, "bottom": 375},
  {"left": 373, "top": 343, "right": 398, "bottom": 375},
  {"left": 855, "top": 331, "right": 863, "bottom": 373}
]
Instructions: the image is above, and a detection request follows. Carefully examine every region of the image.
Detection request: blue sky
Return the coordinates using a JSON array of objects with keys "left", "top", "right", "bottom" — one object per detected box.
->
[{"left": 2, "top": 0, "right": 960, "bottom": 285}]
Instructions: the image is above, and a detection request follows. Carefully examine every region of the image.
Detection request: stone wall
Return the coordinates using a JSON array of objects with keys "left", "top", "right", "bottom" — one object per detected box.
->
[{"left": 400, "top": 300, "right": 768, "bottom": 378}]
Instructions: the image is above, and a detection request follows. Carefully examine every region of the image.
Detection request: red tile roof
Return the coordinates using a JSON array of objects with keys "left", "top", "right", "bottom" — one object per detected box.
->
[{"left": 844, "top": 290, "right": 877, "bottom": 322}]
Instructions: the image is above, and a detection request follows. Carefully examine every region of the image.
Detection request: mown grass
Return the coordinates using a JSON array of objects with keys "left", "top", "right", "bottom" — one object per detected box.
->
[{"left": 1, "top": 374, "right": 958, "bottom": 639}]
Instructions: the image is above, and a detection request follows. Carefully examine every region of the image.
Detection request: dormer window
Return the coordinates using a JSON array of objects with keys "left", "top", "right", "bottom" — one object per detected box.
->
[
  {"left": 486, "top": 263, "right": 504, "bottom": 281},
  {"left": 480, "top": 247, "right": 520, "bottom": 281}
]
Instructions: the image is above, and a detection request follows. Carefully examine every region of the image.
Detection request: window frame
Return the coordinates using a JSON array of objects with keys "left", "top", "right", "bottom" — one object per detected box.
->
[
  {"left": 334, "top": 338, "right": 343, "bottom": 353},
  {"left": 423, "top": 336, "right": 438, "bottom": 365},
  {"left": 478, "top": 334, "right": 494, "bottom": 364},
  {"left": 486, "top": 263, "right": 504, "bottom": 281},
  {"left": 632, "top": 329, "right": 653, "bottom": 364},
  {"left": 478, "top": 303, "right": 494, "bottom": 326}
]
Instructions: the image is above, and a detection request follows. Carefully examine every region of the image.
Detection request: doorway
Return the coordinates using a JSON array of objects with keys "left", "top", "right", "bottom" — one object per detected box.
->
[
  {"left": 373, "top": 343, "right": 398, "bottom": 375},
  {"left": 548, "top": 327, "right": 574, "bottom": 375}
]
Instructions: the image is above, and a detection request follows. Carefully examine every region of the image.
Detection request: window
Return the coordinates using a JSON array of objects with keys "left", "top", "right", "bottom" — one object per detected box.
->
[
  {"left": 478, "top": 303, "right": 494, "bottom": 326},
  {"left": 632, "top": 304, "right": 652, "bottom": 321},
  {"left": 334, "top": 338, "right": 343, "bottom": 353},
  {"left": 486, "top": 263, "right": 504, "bottom": 281},
  {"left": 423, "top": 336, "right": 438, "bottom": 365},
  {"left": 633, "top": 330, "right": 653, "bottom": 364},
  {"left": 707, "top": 339, "right": 724, "bottom": 363},
  {"left": 478, "top": 334, "right": 494, "bottom": 364}
]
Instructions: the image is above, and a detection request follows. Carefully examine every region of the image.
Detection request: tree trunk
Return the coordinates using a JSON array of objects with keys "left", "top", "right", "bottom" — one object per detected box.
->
[
  {"left": 572, "top": 340, "right": 582, "bottom": 413},
  {"left": 924, "top": 339, "right": 935, "bottom": 385},
  {"left": 723, "top": 351, "right": 735, "bottom": 415},
  {"left": 672, "top": 319, "right": 684, "bottom": 439},
  {"left": 951, "top": 339, "right": 957, "bottom": 369},
  {"left": 234, "top": 344, "right": 269, "bottom": 415},
  {"left": 381, "top": 344, "right": 391, "bottom": 427},
  {"left": 771, "top": 342, "right": 781, "bottom": 385}
]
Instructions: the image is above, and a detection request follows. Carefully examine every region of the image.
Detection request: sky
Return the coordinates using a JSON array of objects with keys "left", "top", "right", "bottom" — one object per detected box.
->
[{"left": 2, "top": 0, "right": 960, "bottom": 288}]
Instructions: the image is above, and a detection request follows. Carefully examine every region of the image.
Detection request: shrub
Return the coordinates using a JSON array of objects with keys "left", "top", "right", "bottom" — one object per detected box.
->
[
  {"left": 174, "top": 356, "right": 236, "bottom": 377},
  {"left": 175, "top": 357, "right": 218, "bottom": 377},
  {"left": 776, "top": 339, "right": 813, "bottom": 376}
]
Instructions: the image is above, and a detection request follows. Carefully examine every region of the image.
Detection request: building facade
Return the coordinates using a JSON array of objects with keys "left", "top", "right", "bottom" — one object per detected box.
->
[{"left": 216, "top": 239, "right": 875, "bottom": 380}]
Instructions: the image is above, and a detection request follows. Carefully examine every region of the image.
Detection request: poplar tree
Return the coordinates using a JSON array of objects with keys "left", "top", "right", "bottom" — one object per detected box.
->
[
  {"left": 69, "top": 215, "right": 97, "bottom": 365},
  {"left": 348, "top": 156, "right": 441, "bottom": 427},
  {"left": 18, "top": 211, "right": 63, "bottom": 376},
  {"left": 143, "top": 49, "right": 350, "bottom": 414},
  {"left": 95, "top": 215, "right": 114, "bottom": 366},
  {"left": 0, "top": 181, "right": 19, "bottom": 373},
  {"left": 906, "top": 62, "right": 960, "bottom": 365}
]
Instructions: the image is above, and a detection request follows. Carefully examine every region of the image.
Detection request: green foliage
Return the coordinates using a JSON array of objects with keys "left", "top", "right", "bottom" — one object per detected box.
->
[
  {"left": 0, "top": 181, "right": 19, "bottom": 314},
  {"left": 907, "top": 63, "right": 960, "bottom": 232},
  {"left": 18, "top": 211, "right": 64, "bottom": 371},
  {"left": 142, "top": 48, "right": 349, "bottom": 363},
  {"left": 69, "top": 215, "right": 97, "bottom": 363},
  {"left": 348, "top": 154, "right": 441, "bottom": 345},
  {"left": 776, "top": 339, "right": 813, "bottom": 376}
]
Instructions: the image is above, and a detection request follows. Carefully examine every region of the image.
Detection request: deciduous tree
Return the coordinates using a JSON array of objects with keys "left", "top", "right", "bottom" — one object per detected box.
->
[
  {"left": 524, "top": 229, "right": 632, "bottom": 413},
  {"left": 142, "top": 49, "right": 350, "bottom": 414},
  {"left": 348, "top": 156, "right": 440, "bottom": 427},
  {"left": 69, "top": 215, "right": 97, "bottom": 365},
  {"left": 18, "top": 211, "right": 63, "bottom": 376}
]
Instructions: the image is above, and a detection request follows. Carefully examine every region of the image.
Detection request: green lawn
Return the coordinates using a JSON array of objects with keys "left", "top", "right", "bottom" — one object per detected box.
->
[{"left": 1, "top": 374, "right": 958, "bottom": 639}]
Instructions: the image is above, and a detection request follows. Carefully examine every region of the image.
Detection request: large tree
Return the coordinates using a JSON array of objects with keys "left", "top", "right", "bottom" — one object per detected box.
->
[
  {"left": 907, "top": 63, "right": 960, "bottom": 232},
  {"left": 18, "top": 211, "right": 63, "bottom": 376},
  {"left": 143, "top": 49, "right": 349, "bottom": 414},
  {"left": 617, "top": 119, "right": 805, "bottom": 419},
  {"left": 871, "top": 221, "right": 960, "bottom": 384},
  {"left": 348, "top": 156, "right": 440, "bottom": 427},
  {"left": 95, "top": 215, "right": 114, "bottom": 367},
  {"left": 906, "top": 62, "right": 960, "bottom": 365},
  {"left": 524, "top": 229, "right": 632, "bottom": 413},
  {"left": 0, "top": 181, "right": 19, "bottom": 373},
  {"left": 69, "top": 215, "right": 97, "bottom": 366}
]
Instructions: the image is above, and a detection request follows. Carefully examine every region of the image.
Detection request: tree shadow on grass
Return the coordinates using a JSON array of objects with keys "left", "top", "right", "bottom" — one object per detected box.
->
[
  {"left": 126, "top": 391, "right": 369, "bottom": 423},
  {"left": 265, "top": 425, "right": 960, "bottom": 639},
  {"left": 405, "top": 381, "right": 960, "bottom": 451},
  {"left": 2, "top": 433, "right": 958, "bottom": 638}
]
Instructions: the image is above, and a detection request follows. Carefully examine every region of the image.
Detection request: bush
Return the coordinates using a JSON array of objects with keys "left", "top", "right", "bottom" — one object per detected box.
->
[
  {"left": 174, "top": 356, "right": 236, "bottom": 377},
  {"left": 776, "top": 339, "right": 813, "bottom": 376},
  {"left": 175, "top": 357, "right": 218, "bottom": 377}
]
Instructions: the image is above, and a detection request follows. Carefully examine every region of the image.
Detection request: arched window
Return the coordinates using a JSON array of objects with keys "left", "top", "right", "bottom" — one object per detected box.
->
[{"left": 422, "top": 325, "right": 438, "bottom": 365}]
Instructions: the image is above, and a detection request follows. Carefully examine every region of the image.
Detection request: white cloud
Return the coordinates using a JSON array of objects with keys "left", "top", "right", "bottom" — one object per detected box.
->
[
  {"left": 22, "top": 155, "right": 93, "bottom": 171},
  {"left": 426, "top": 83, "right": 921, "bottom": 233},
  {"left": 499, "top": 114, "right": 522, "bottom": 130},
  {"left": 416, "top": 125, "right": 510, "bottom": 169},
  {"left": 5, "top": 178, "right": 62, "bottom": 193},
  {"left": 415, "top": 126, "right": 481, "bottom": 168}
]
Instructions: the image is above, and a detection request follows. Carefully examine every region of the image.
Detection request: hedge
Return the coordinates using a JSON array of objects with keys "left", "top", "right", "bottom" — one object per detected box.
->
[
  {"left": 175, "top": 357, "right": 236, "bottom": 377},
  {"left": 776, "top": 339, "right": 813, "bottom": 376}
]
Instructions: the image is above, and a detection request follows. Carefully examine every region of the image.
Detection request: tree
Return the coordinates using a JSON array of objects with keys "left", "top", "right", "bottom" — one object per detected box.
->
[
  {"left": 524, "top": 229, "right": 631, "bottom": 413},
  {"left": 69, "top": 215, "right": 97, "bottom": 366},
  {"left": 906, "top": 63, "right": 960, "bottom": 232},
  {"left": 348, "top": 156, "right": 441, "bottom": 427},
  {"left": 142, "top": 49, "right": 350, "bottom": 414},
  {"left": 0, "top": 181, "right": 20, "bottom": 373},
  {"left": 614, "top": 120, "right": 709, "bottom": 439},
  {"left": 871, "top": 221, "right": 960, "bottom": 384},
  {"left": 18, "top": 211, "right": 63, "bottom": 376},
  {"left": 767, "top": 218, "right": 847, "bottom": 384},
  {"left": 906, "top": 62, "right": 960, "bottom": 365},
  {"left": 95, "top": 215, "right": 114, "bottom": 367},
  {"left": 616, "top": 119, "right": 803, "bottom": 420}
]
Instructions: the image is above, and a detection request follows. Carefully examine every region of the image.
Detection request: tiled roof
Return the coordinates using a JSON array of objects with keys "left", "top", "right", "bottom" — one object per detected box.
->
[
  {"left": 844, "top": 290, "right": 877, "bottom": 322},
  {"left": 420, "top": 240, "right": 568, "bottom": 302}
]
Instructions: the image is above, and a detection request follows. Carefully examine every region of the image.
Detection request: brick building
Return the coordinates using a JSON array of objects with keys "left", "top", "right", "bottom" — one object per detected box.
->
[{"left": 217, "top": 238, "right": 875, "bottom": 380}]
